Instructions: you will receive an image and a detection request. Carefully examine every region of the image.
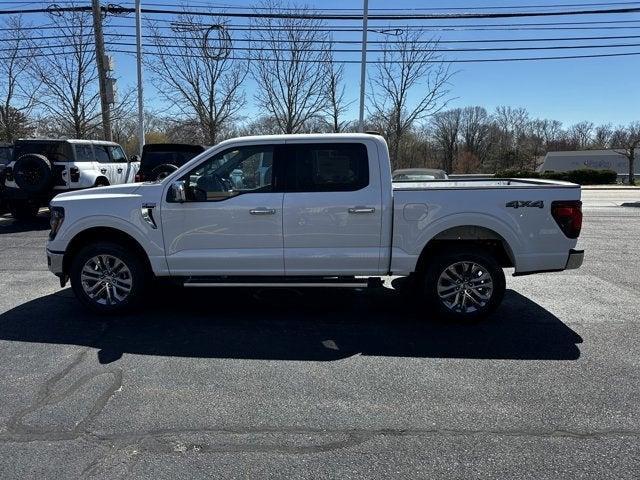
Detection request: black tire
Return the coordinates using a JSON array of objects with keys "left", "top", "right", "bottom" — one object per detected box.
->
[
  {"left": 150, "top": 164, "right": 178, "bottom": 181},
  {"left": 13, "top": 154, "right": 53, "bottom": 194},
  {"left": 9, "top": 200, "right": 40, "bottom": 220},
  {"left": 422, "top": 245, "right": 506, "bottom": 321},
  {"left": 70, "top": 241, "right": 149, "bottom": 314},
  {"left": 94, "top": 178, "right": 110, "bottom": 187}
]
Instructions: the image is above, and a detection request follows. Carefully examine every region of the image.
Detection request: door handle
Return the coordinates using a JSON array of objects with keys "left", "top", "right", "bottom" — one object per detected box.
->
[
  {"left": 100, "top": 168, "right": 107, "bottom": 174},
  {"left": 348, "top": 207, "right": 376, "bottom": 214},
  {"left": 250, "top": 208, "right": 276, "bottom": 215},
  {"left": 117, "top": 168, "right": 123, "bottom": 173}
]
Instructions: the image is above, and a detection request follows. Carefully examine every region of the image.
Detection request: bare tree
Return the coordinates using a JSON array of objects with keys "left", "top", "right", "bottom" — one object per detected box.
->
[
  {"left": 431, "top": 108, "right": 462, "bottom": 173},
  {"left": 323, "top": 49, "right": 353, "bottom": 133},
  {"left": 250, "top": 3, "right": 331, "bottom": 134},
  {"left": 459, "top": 106, "right": 491, "bottom": 164},
  {"left": 368, "top": 29, "right": 453, "bottom": 167},
  {"left": 0, "top": 16, "right": 40, "bottom": 141},
  {"left": 611, "top": 122, "right": 640, "bottom": 185},
  {"left": 593, "top": 123, "right": 613, "bottom": 149},
  {"left": 567, "top": 121, "right": 595, "bottom": 149},
  {"left": 146, "top": 13, "right": 248, "bottom": 145},
  {"left": 30, "top": 8, "right": 103, "bottom": 138}
]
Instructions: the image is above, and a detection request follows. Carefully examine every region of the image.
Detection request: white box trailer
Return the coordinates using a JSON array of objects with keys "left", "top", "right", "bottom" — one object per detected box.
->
[{"left": 538, "top": 150, "right": 638, "bottom": 175}]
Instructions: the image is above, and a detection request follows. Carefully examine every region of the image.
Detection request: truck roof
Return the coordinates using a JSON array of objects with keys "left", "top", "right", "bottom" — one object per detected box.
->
[{"left": 214, "top": 133, "right": 387, "bottom": 149}]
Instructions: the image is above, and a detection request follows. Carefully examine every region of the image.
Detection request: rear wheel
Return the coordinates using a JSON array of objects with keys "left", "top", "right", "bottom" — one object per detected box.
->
[
  {"left": 70, "top": 242, "right": 148, "bottom": 314},
  {"left": 9, "top": 200, "right": 40, "bottom": 220},
  {"left": 422, "top": 246, "right": 505, "bottom": 321}
]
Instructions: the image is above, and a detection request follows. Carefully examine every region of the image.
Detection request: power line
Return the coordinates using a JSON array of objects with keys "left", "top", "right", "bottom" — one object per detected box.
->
[
  {"left": 103, "top": 39, "right": 640, "bottom": 53},
  {"left": 3, "top": 45, "right": 640, "bottom": 63},
  {"left": 3, "top": 5, "right": 640, "bottom": 19},
  {"left": 108, "top": 48, "right": 640, "bottom": 63},
  {"left": 112, "top": 1, "right": 640, "bottom": 11},
  {"left": 101, "top": 32, "right": 640, "bottom": 45}
]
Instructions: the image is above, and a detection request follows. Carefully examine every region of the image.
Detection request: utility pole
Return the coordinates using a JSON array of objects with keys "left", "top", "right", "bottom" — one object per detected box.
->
[
  {"left": 135, "top": 0, "right": 144, "bottom": 154},
  {"left": 358, "top": 0, "right": 369, "bottom": 133},
  {"left": 92, "top": 0, "right": 112, "bottom": 141}
]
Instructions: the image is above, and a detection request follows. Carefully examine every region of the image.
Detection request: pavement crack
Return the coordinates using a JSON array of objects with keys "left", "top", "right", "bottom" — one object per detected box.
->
[{"left": 4, "top": 349, "right": 123, "bottom": 440}]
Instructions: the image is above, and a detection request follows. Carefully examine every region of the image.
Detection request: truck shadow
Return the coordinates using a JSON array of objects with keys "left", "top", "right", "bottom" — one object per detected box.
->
[
  {"left": 0, "top": 286, "right": 582, "bottom": 363},
  {"left": 0, "top": 211, "right": 50, "bottom": 233}
]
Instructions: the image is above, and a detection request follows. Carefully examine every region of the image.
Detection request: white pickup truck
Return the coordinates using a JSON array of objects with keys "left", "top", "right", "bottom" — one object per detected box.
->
[{"left": 46, "top": 134, "right": 584, "bottom": 320}]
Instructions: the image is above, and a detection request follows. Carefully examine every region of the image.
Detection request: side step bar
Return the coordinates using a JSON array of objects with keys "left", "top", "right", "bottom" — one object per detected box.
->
[{"left": 183, "top": 276, "right": 383, "bottom": 289}]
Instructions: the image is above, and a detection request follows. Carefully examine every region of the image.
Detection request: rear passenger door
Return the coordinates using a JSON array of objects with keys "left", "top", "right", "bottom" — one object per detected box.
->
[
  {"left": 282, "top": 141, "right": 384, "bottom": 276},
  {"left": 93, "top": 144, "right": 117, "bottom": 185},
  {"left": 109, "top": 145, "right": 131, "bottom": 183}
]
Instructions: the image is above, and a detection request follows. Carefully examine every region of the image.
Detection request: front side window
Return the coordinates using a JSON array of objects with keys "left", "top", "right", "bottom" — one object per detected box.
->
[
  {"left": 75, "top": 144, "right": 94, "bottom": 162},
  {"left": 287, "top": 143, "right": 369, "bottom": 192},
  {"left": 94, "top": 145, "right": 111, "bottom": 163},
  {"left": 109, "top": 146, "right": 127, "bottom": 162},
  {"left": 182, "top": 145, "right": 274, "bottom": 202}
]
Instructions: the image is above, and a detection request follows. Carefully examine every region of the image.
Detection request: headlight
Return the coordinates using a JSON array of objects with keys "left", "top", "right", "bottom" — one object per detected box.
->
[{"left": 49, "top": 206, "right": 65, "bottom": 240}]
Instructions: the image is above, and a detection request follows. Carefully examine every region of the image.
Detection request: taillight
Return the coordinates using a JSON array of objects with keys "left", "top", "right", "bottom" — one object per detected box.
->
[
  {"left": 551, "top": 200, "right": 582, "bottom": 239},
  {"left": 70, "top": 166, "right": 80, "bottom": 182}
]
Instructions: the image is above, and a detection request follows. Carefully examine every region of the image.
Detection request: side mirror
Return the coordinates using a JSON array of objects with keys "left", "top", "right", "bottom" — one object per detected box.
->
[
  {"left": 169, "top": 181, "right": 187, "bottom": 203},
  {"left": 129, "top": 155, "right": 140, "bottom": 163}
]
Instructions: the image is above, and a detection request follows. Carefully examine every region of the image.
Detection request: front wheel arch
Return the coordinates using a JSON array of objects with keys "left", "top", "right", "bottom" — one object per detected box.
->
[{"left": 63, "top": 226, "right": 153, "bottom": 279}]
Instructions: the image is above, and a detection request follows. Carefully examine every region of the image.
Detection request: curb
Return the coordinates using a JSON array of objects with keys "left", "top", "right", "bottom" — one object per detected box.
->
[{"left": 581, "top": 187, "right": 640, "bottom": 191}]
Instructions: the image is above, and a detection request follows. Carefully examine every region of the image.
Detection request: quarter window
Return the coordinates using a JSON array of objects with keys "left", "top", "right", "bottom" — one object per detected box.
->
[
  {"left": 287, "top": 143, "right": 369, "bottom": 192},
  {"left": 182, "top": 145, "right": 274, "bottom": 202}
]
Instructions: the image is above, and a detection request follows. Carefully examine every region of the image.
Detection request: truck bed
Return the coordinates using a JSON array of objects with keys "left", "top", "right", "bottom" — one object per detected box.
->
[
  {"left": 392, "top": 178, "right": 579, "bottom": 190},
  {"left": 389, "top": 178, "right": 581, "bottom": 276}
]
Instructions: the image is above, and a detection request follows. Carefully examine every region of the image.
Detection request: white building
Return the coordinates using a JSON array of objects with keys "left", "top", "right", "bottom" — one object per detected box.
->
[{"left": 537, "top": 150, "right": 638, "bottom": 174}]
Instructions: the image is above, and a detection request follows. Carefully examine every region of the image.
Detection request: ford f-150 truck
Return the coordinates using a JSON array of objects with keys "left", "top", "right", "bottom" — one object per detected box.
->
[{"left": 46, "top": 134, "right": 584, "bottom": 319}]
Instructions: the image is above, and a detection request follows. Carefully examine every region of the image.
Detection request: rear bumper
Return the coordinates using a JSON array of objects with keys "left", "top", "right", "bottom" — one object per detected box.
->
[{"left": 565, "top": 249, "right": 584, "bottom": 270}]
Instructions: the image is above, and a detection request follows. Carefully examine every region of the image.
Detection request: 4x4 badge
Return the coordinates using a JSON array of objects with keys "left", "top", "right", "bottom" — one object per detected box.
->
[{"left": 506, "top": 200, "right": 544, "bottom": 209}]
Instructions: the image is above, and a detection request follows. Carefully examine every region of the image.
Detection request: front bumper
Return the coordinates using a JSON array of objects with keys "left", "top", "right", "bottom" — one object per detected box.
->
[
  {"left": 47, "top": 248, "right": 64, "bottom": 275},
  {"left": 565, "top": 249, "right": 584, "bottom": 270}
]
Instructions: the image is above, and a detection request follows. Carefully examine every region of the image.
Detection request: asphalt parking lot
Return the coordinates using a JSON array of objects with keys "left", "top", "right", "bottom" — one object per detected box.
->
[{"left": 0, "top": 189, "right": 638, "bottom": 479}]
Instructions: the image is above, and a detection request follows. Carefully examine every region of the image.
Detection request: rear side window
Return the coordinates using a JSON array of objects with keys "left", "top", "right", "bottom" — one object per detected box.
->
[
  {"left": 94, "top": 145, "right": 111, "bottom": 163},
  {"left": 75, "top": 144, "right": 94, "bottom": 162},
  {"left": 287, "top": 143, "right": 369, "bottom": 192}
]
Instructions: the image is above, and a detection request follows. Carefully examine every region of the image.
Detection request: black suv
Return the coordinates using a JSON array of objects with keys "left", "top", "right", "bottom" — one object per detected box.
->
[
  {"left": 0, "top": 143, "right": 13, "bottom": 214},
  {"left": 135, "top": 143, "right": 206, "bottom": 182}
]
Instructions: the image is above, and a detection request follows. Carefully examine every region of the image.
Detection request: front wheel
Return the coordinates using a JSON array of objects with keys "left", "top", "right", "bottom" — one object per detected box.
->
[
  {"left": 422, "top": 246, "right": 506, "bottom": 321},
  {"left": 70, "top": 242, "right": 148, "bottom": 314}
]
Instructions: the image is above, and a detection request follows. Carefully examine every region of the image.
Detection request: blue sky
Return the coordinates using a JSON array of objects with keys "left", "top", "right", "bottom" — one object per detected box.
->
[{"left": 14, "top": 0, "right": 640, "bottom": 127}]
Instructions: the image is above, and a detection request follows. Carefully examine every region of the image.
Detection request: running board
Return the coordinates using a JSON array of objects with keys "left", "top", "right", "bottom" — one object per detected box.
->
[{"left": 182, "top": 276, "right": 383, "bottom": 289}]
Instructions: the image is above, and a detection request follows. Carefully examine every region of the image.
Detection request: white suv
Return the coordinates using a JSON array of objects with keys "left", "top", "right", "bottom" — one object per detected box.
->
[{"left": 3, "top": 138, "right": 139, "bottom": 219}]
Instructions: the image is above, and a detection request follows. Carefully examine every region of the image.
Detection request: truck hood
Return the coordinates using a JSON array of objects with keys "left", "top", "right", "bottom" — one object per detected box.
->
[
  {"left": 51, "top": 183, "right": 143, "bottom": 203},
  {"left": 51, "top": 183, "right": 142, "bottom": 205}
]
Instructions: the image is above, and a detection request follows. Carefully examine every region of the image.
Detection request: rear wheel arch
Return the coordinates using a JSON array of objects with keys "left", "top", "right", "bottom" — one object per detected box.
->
[
  {"left": 94, "top": 176, "right": 110, "bottom": 187},
  {"left": 414, "top": 225, "right": 515, "bottom": 276},
  {"left": 63, "top": 226, "right": 152, "bottom": 277}
]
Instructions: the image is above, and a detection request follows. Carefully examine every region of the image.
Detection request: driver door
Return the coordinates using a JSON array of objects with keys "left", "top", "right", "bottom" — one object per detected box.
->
[{"left": 161, "top": 142, "right": 284, "bottom": 276}]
